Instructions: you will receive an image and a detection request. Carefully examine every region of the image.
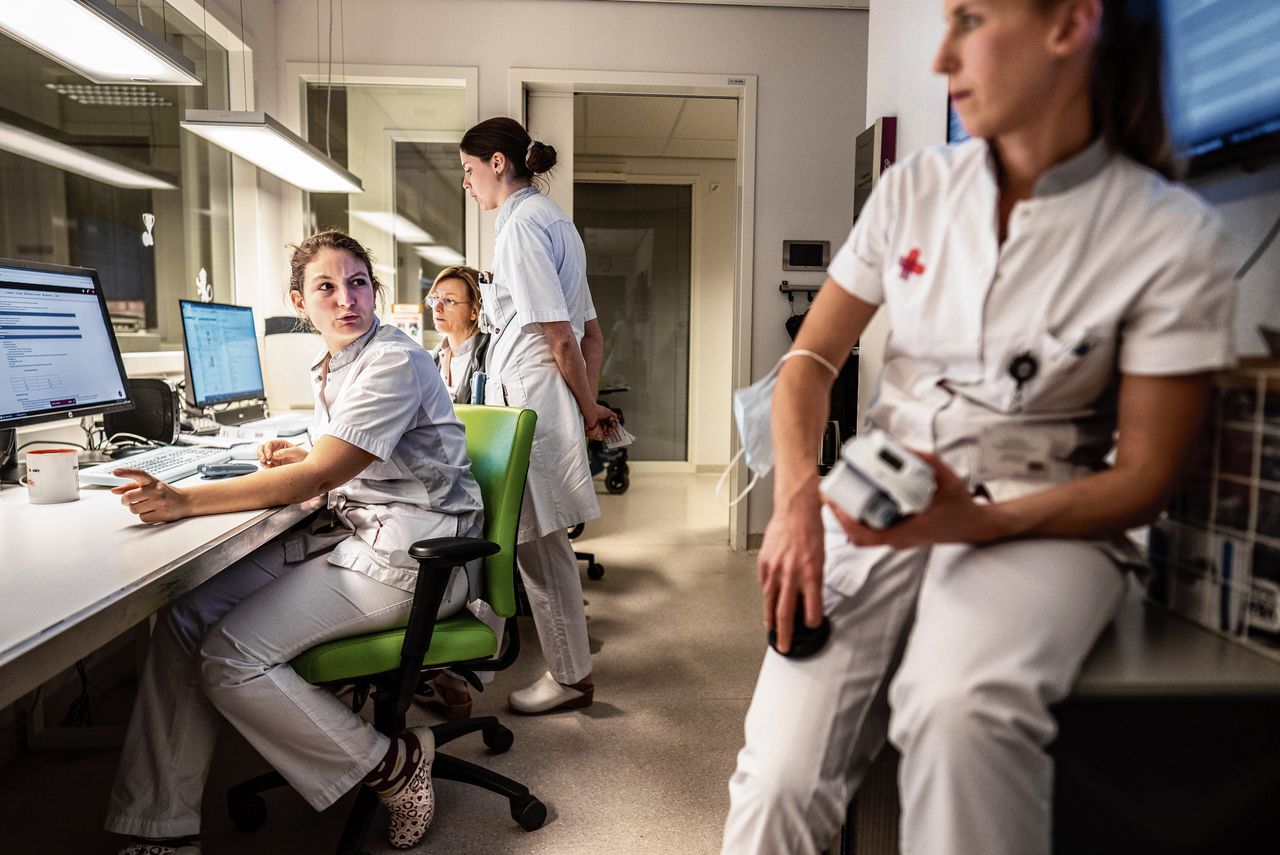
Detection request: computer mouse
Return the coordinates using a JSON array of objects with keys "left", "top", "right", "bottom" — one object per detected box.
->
[
  {"left": 768, "top": 602, "right": 831, "bottom": 659},
  {"left": 228, "top": 443, "right": 260, "bottom": 460}
]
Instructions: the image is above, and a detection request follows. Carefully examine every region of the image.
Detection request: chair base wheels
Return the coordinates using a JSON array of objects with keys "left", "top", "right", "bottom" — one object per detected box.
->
[
  {"left": 483, "top": 722, "right": 514, "bottom": 754},
  {"left": 511, "top": 793, "right": 547, "bottom": 831},
  {"left": 587, "top": 561, "right": 605, "bottom": 580}
]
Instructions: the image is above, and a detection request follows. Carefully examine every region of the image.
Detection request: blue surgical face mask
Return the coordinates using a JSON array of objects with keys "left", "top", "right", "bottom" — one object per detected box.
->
[{"left": 717, "top": 349, "right": 840, "bottom": 506}]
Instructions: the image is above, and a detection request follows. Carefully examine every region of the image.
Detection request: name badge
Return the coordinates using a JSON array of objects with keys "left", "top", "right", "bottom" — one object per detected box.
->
[{"left": 977, "top": 425, "right": 1053, "bottom": 480}]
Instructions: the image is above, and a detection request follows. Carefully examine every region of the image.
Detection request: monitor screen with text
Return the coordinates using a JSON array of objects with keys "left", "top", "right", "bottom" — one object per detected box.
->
[
  {"left": 179, "top": 300, "right": 265, "bottom": 408},
  {"left": 0, "top": 260, "right": 131, "bottom": 429}
]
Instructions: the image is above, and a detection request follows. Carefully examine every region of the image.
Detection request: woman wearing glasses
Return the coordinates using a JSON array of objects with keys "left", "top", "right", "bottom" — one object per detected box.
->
[
  {"left": 460, "top": 116, "right": 617, "bottom": 715},
  {"left": 427, "top": 265, "right": 489, "bottom": 404}
]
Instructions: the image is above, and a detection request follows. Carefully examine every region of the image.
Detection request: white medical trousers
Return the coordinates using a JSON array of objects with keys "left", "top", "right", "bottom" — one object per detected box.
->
[
  {"left": 518, "top": 527, "right": 592, "bottom": 685},
  {"left": 104, "top": 539, "right": 431, "bottom": 839},
  {"left": 722, "top": 536, "right": 1126, "bottom": 855}
]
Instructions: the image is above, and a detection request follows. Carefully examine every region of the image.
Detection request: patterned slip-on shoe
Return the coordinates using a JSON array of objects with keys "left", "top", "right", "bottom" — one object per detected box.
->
[
  {"left": 118, "top": 841, "right": 200, "bottom": 855},
  {"left": 414, "top": 677, "right": 473, "bottom": 721},
  {"left": 508, "top": 670, "right": 594, "bottom": 715},
  {"left": 379, "top": 725, "right": 436, "bottom": 849}
]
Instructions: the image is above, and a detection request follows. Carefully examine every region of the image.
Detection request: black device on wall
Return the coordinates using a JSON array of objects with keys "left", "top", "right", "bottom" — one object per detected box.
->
[
  {"left": 102, "top": 378, "right": 181, "bottom": 445},
  {"left": 782, "top": 240, "right": 830, "bottom": 272}
]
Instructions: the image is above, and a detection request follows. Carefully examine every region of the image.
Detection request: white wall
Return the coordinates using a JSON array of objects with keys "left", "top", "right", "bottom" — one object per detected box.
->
[
  {"left": 859, "top": 0, "right": 947, "bottom": 425},
  {"left": 1190, "top": 163, "right": 1280, "bottom": 355},
  {"left": 219, "top": 0, "right": 868, "bottom": 536}
]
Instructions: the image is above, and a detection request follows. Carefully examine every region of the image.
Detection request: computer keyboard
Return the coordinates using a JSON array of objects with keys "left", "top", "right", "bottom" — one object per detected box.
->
[{"left": 80, "top": 445, "right": 232, "bottom": 487}]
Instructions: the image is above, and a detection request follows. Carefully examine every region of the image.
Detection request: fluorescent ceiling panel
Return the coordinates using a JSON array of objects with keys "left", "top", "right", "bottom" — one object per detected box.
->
[
  {"left": 353, "top": 211, "right": 435, "bottom": 244},
  {"left": 0, "top": 119, "right": 176, "bottom": 189},
  {"left": 414, "top": 245, "right": 466, "bottom": 266},
  {"left": 0, "top": 0, "right": 201, "bottom": 86},
  {"left": 181, "top": 110, "right": 363, "bottom": 194}
]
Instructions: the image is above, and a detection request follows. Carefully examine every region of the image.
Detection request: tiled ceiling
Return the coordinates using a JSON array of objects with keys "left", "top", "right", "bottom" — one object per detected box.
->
[{"left": 574, "top": 94, "right": 737, "bottom": 160}]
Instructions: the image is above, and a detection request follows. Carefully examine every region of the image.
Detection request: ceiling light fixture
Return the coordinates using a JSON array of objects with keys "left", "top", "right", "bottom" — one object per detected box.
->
[
  {"left": 352, "top": 211, "right": 435, "bottom": 244},
  {"left": 414, "top": 245, "right": 466, "bottom": 267},
  {"left": 179, "top": 0, "right": 362, "bottom": 195},
  {"left": 0, "top": 119, "right": 177, "bottom": 190},
  {"left": 181, "top": 110, "right": 363, "bottom": 194},
  {"left": 0, "top": 0, "right": 201, "bottom": 86}
]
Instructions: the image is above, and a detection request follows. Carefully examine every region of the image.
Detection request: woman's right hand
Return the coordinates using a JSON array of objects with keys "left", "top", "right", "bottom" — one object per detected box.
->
[
  {"left": 758, "top": 478, "right": 827, "bottom": 654},
  {"left": 584, "top": 402, "right": 617, "bottom": 441},
  {"left": 111, "top": 470, "right": 190, "bottom": 523},
  {"left": 258, "top": 440, "right": 307, "bottom": 468}
]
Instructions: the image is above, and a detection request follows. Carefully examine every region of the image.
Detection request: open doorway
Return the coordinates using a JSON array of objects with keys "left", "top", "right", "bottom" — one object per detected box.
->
[{"left": 513, "top": 71, "right": 756, "bottom": 547}]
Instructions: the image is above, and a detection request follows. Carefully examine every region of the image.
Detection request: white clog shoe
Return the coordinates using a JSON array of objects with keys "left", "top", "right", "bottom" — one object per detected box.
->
[{"left": 508, "top": 670, "right": 594, "bottom": 715}]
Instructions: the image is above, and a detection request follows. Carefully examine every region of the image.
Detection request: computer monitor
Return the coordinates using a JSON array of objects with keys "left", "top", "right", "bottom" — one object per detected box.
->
[
  {"left": 1163, "top": 0, "right": 1280, "bottom": 174},
  {"left": 179, "top": 299, "right": 266, "bottom": 424},
  {"left": 0, "top": 259, "right": 133, "bottom": 431}
]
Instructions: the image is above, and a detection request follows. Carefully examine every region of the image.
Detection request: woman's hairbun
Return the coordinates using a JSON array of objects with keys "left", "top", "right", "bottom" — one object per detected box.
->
[{"left": 525, "top": 140, "right": 558, "bottom": 175}]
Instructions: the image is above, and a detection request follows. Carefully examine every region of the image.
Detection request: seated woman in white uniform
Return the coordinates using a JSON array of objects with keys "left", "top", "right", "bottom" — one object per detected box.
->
[
  {"left": 723, "top": 2, "right": 1237, "bottom": 854},
  {"left": 427, "top": 264, "right": 490, "bottom": 405},
  {"left": 103, "top": 230, "right": 483, "bottom": 854},
  {"left": 422, "top": 264, "right": 490, "bottom": 719}
]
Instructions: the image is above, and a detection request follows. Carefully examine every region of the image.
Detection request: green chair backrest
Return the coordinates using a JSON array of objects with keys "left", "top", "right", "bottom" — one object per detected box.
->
[{"left": 454, "top": 404, "right": 536, "bottom": 619}]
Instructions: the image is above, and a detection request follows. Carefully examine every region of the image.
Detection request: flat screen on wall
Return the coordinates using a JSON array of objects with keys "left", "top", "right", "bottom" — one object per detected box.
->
[{"left": 1162, "top": 0, "right": 1280, "bottom": 174}]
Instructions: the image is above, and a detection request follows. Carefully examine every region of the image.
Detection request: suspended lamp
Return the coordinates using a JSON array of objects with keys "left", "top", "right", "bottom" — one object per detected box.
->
[
  {"left": 0, "top": 118, "right": 176, "bottom": 190},
  {"left": 0, "top": 0, "right": 201, "bottom": 86},
  {"left": 181, "top": 109, "right": 363, "bottom": 194}
]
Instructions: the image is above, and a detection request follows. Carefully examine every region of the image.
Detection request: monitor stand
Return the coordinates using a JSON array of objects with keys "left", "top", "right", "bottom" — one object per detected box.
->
[{"left": 212, "top": 403, "right": 266, "bottom": 427}]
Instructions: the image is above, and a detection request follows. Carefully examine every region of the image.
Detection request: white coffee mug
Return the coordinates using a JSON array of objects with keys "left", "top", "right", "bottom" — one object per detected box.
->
[{"left": 25, "top": 448, "right": 80, "bottom": 504}]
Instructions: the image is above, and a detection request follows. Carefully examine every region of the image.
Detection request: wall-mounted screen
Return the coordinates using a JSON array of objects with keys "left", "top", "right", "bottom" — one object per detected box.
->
[
  {"left": 782, "top": 240, "right": 830, "bottom": 272},
  {"left": 1162, "top": 0, "right": 1280, "bottom": 173}
]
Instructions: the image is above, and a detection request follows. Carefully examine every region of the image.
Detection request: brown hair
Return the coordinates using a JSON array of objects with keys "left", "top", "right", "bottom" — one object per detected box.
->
[
  {"left": 1042, "top": 0, "right": 1175, "bottom": 178},
  {"left": 460, "top": 117, "right": 557, "bottom": 184},
  {"left": 427, "top": 265, "right": 483, "bottom": 309},
  {"left": 286, "top": 229, "right": 385, "bottom": 326}
]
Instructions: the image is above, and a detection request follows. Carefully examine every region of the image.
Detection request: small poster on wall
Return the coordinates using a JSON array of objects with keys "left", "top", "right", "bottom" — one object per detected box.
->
[
  {"left": 853, "top": 117, "right": 897, "bottom": 222},
  {"left": 385, "top": 303, "right": 424, "bottom": 345}
]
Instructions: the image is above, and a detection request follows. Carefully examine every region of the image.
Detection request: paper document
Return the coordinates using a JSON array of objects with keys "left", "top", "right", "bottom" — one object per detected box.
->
[{"left": 603, "top": 424, "right": 636, "bottom": 450}]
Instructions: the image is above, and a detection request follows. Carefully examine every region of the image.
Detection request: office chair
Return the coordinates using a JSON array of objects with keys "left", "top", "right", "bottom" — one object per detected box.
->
[
  {"left": 261, "top": 316, "right": 320, "bottom": 411},
  {"left": 226, "top": 405, "right": 545, "bottom": 854},
  {"left": 568, "top": 522, "right": 605, "bottom": 580}
]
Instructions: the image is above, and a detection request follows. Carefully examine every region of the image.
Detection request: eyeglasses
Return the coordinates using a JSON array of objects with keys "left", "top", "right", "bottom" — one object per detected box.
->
[{"left": 426, "top": 295, "right": 471, "bottom": 309}]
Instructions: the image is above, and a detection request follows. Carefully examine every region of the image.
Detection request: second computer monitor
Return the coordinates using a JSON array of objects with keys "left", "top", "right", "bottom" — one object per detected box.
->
[{"left": 179, "top": 300, "right": 266, "bottom": 422}]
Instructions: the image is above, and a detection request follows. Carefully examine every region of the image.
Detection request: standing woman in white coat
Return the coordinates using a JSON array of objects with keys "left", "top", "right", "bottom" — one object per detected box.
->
[
  {"left": 459, "top": 117, "right": 617, "bottom": 714},
  {"left": 723, "top": 1, "right": 1237, "bottom": 853}
]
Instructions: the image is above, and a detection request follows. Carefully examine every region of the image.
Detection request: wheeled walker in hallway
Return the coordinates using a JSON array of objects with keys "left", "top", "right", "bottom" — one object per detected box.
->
[{"left": 571, "top": 386, "right": 630, "bottom": 579}]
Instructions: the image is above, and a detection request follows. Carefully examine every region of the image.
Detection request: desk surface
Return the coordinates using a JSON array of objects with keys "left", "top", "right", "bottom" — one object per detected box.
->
[
  {"left": 1073, "top": 583, "right": 1280, "bottom": 698},
  {"left": 0, "top": 478, "right": 316, "bottom": 709}
]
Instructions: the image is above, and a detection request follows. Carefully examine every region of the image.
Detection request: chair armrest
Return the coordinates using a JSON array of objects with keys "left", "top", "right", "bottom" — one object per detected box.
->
[{"left": 409, "top": 536, "right": 500, "bottom": 565}]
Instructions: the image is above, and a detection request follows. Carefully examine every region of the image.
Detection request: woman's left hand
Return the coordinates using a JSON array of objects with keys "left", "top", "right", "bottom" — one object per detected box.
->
[
  {"left": 111, "top": 469, "right": 191, "bottom": 524},
  {"left": 823, "top": 452, "right": 1003, "bottom": 549}
]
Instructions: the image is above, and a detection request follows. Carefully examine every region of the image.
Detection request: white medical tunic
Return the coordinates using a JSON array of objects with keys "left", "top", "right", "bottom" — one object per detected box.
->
[
  {"left": 824, "top": 138, "right": 1236, "bottom": 595},
  {"left": 480, "top": 186, "right": 601, "bottom": 543},
  {"left": 311, "top": 319, "right": 484, "bottom": 591}
]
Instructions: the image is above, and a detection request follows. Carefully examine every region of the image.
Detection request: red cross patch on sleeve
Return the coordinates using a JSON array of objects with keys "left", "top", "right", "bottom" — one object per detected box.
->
[{"left": 898, "top": 248, "right": 926, "bottom": 281}]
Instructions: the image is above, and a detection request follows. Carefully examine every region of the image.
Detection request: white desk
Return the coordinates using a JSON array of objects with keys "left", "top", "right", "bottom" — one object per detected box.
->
[{"left": 0, "top": 479, "right": 318, "bottom": 710}]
